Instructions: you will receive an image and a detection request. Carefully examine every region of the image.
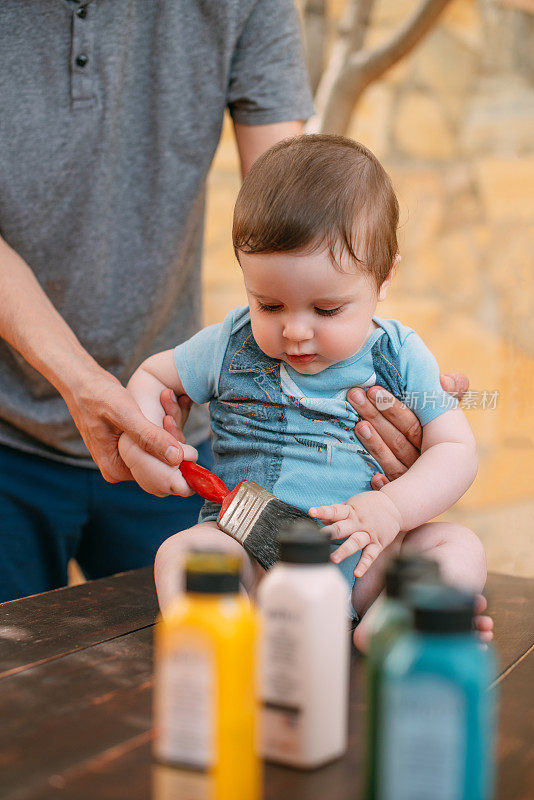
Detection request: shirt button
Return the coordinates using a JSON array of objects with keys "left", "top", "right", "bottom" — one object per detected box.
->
[
  {"left": 76, "top": 54, "right": 88, "bottom": 67},
  {"left": 76, "top": 7, "right": 87, "bottom": 18}
]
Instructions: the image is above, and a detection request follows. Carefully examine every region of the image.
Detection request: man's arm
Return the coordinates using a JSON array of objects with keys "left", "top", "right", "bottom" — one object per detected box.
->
[
  {"left": 233, "top": 120, "right": 304, "bottom": 177},
  {"left": 346, "top": 376, "right": 470, "bottom": 488},
  {"left": 0, "top": 235, "right": 185, "bottom": 481}
]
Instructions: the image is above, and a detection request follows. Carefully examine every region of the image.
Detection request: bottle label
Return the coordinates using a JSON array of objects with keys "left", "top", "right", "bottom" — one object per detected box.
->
[
  {"left": 261, "top": 605, "right": 304, "bottom": 756},
  {"left": 152, "top": 763, "right": 214, "bottom": 800},
  {"left": 379, "top": 676, "right": 465, "bottom": 800},
  {"left": 154, "top": 645, "right": 215, "bottom": 770}
]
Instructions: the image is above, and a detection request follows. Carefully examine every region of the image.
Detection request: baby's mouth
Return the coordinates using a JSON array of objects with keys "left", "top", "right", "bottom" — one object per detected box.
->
[{"left": 285, "top": 353, "right": 316, "bottom": 365}]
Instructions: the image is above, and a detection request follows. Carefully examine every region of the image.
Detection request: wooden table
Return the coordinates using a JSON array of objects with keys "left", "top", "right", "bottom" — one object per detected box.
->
[{"left": 1, "top": 570, "right": 532, "bottom": 800}]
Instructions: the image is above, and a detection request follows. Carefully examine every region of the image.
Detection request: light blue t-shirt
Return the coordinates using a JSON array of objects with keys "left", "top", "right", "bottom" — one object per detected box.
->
[{"left": 174, "top": 306, "right": 456, "bottom": 517}]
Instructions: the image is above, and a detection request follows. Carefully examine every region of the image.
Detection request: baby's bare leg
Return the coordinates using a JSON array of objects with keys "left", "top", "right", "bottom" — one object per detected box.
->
[
  {"left": 399, "top": 521, "right": 487, "bottom": 592},
  {"left": 154, "top": 521, "right": 264, "bottom": 615},
  {"left": 351, "top": 521, "right": 489, "bottom": 651}
]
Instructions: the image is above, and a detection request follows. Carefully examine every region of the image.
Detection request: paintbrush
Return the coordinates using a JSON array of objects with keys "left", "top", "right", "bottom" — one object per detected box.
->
[{"left": 179, "top": 461, "right": 319, "bottom": 570}]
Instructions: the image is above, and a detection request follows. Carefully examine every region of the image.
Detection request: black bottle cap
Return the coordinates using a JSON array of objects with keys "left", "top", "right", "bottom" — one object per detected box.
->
[
  {"left": 385, "top": 555, "right": 441, "bottom": 599},
  {"left": 184, "top": 551, "right": 241, "bottom": 594},
  {"left": 408, "top": 584, "right": 475, "bottom": 634},
  {"left": 277, "top": 520, "right": 331, "bottom": 564}
]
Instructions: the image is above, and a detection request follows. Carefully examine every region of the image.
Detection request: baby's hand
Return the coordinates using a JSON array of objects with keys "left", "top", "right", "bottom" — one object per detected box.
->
[
  {"left": 308, "top": 491, "right": 403, "bottom": 578},
  {"left": 118, "top": 431, "right": 198, "bottom": 497}
]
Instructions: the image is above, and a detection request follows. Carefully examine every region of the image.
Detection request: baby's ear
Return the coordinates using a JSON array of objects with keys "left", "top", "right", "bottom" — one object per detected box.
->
[{"left": 378, "top": 254, "right": 400, "bottom": 301}]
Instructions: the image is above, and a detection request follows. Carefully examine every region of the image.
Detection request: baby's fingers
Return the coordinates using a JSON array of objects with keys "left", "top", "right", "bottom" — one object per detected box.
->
[
  {"left": 169, "top": 469, "right": 195, "bottom": 497},
  {"left": 128, "top": 451, "right": 194, "bottom": 498},
  {"left": 309, "top": 503, "right": 351, "bottom": 523},
  {"left": 331, "top": 532, "right": 372, "bottom": 563},
  {"left": 181, "top": 444, "right": 199, "bottom": 463},
  {"left": 321, "top": 518, "right": 361, "bottom": 540},
  {"left": 353, "top": 542, "right": 383, "bottom": 577}
]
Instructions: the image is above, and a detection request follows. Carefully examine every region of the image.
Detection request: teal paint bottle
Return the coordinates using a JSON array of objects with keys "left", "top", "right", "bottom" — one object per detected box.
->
[
  {"left": 364, "top": 557, "right": 441, "bottom": 800},
  {"left": 376, "top": 585, "right": 496, "bottom": 800}
]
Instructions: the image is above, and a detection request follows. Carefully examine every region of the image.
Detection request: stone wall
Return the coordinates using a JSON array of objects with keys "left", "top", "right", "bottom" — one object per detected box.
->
[{"left": 346, "top": 0, "right": 534, "bottom": 354}]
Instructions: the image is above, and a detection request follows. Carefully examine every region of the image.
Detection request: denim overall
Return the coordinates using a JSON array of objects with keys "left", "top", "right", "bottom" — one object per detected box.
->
[{"left": 197, "top": 316, "right": 405, "bottom": 617}]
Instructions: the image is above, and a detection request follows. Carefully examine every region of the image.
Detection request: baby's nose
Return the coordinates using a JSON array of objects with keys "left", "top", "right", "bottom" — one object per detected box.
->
[{"left": 282, "top": 317, "right": 314, "bottom": 341}]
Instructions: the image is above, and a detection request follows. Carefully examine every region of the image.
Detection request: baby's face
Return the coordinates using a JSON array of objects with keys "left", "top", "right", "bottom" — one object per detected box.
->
[{"left": 240, "top": 248, "right": 387, "bottom": 375}]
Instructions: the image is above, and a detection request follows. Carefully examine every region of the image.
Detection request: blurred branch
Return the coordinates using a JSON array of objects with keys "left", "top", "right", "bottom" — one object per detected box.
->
[
  {"left": 312, "top": 0, "right": 454, "bottom": 135},
  {"left": 499, "top": 0, "right": 534, "bottom": 12},
  {"left": 341, "top": 0, "right": 376, "bottom": 52},
  {"left": 301, "top": 0, "right": 327, "bottom": 93}
]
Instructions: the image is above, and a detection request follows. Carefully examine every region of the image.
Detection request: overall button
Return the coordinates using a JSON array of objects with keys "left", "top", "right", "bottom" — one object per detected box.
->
[
  {"left": 76, "top": 7, "right": 87, "bottom": 18},
  {"left": 76, "top": 54, "right": 88, "bottom": 67}
]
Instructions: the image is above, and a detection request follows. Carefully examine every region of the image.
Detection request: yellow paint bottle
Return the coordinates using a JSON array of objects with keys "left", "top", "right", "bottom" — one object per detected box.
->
[{"left": 152, "top": 551, "right": 260, "bottom": 800}]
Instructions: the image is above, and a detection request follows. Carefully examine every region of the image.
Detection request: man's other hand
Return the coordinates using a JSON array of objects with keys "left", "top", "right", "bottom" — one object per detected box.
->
[
  {"left": 347, "top": 372, "right": 469, "bottom": 489},
  {"left": 66, "top": 371, "right": 185, "bottom": 482}
]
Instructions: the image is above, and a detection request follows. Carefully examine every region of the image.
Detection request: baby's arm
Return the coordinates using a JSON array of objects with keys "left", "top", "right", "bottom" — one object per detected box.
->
[
  {"left": 118, "top": 350, "right": 199, "bottom": 497},
  {"left": 310, "top": 407, "right": 477, "bottom": 576},
  {"left": 380, "top": 407, "right": 477, "bottom": 529}
]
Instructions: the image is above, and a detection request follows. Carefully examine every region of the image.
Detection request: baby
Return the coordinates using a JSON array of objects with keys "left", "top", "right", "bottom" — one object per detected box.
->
[{"left": 119, "top": 135, "right": 492, "bottom": 647}]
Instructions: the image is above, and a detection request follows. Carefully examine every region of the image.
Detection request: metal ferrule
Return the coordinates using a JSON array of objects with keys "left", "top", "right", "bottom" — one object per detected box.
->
[{"left": 218, "top": 481, "right": 275, "bottom": 544}]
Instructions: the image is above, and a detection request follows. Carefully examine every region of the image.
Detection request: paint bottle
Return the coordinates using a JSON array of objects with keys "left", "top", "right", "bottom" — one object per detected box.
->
[
  {"left": 365, "top": 556, "right": 441, "bottom": 799},
  {"left": 375, "top": 584, "right": 496, "bottom": 800},
  {"left": 368, "top": 556, "right": 441, "bottom": 661},
  {"left": 152, "top": 551, "right": 260, "bottom": 800},
  {"left": 257, "top": 520, "right": 350, "bottom": 768}
]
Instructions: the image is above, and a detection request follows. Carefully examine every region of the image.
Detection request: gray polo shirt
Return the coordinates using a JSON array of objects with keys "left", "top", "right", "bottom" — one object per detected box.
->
[{"left": 0, "top": 0, "right": 314, "bottom": 466}]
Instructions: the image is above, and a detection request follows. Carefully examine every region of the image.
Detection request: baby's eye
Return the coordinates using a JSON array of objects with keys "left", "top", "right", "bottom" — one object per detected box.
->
[
  {"left": 258, "top": 301, "right": 283, "bottom": 312},
  {"left": 314, "top": 306, "right": 343, "bottom": 317}
]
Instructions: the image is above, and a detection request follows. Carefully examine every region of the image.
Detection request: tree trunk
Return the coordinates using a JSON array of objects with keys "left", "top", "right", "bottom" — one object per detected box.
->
[{"left": 313, "top": 0, "right": 454, "bottom": 135}]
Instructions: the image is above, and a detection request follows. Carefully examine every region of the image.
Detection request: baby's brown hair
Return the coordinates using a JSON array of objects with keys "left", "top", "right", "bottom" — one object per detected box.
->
[{"left": 232, "top": 134, "right": 399, "bottom": 287}]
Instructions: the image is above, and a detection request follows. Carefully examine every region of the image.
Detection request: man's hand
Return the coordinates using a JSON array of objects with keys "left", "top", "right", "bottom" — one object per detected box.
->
[
  {"left": 65, "top": 370, "right": 186, "bottom": 483},
  {"left": 309, "top": 491, "right": 403, "bottom": 578},
  {"left": 0, "top": 236, "right": 189, "bottom": 485},
  {"left": 347, "top": 373, "right": 469, "bottom": 489}
]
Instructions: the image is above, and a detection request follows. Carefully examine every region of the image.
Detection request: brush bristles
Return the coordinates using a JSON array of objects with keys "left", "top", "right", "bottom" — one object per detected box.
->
[
  {"left": 243, "top": 498, "right": 314, "bottom": 569},
  {"left": 217, "top": 481, "right": 319, "bottom": 570}
]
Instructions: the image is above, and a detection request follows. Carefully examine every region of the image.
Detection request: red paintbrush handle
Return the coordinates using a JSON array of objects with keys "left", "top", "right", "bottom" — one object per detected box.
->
[{"left": 179, "top": 461, "right": 229, "bottom": 504}]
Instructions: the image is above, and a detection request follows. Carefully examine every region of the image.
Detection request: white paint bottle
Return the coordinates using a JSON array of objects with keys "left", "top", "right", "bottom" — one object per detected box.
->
[{"left": 258, "top": 520, "right": 350, "bottom": 768}]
